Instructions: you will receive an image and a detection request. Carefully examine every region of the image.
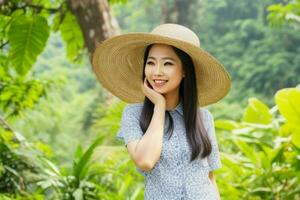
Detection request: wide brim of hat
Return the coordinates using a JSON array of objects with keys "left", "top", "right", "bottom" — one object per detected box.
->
[{"left": 92, "top": 33, "right": 231, "bottom": 107}]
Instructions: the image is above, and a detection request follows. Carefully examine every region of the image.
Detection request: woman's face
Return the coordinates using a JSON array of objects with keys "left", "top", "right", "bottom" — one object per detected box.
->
[{"left": 144, "top": 44, "right": 185, "bottom": 95}]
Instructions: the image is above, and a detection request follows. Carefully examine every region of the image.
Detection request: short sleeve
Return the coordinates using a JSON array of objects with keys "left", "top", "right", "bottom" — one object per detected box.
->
[
  {"left": 116, "top": 104, "right": 144, "bottom": 147},
  {"left": 116, "top": 104, "right": 148, "bottom": 176},
  {"left": 202, "top": 109, "right": 222, "bottom": 171}
]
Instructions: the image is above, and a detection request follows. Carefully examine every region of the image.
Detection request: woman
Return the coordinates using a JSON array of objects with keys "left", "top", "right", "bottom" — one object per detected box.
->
[{"left": 92, "top": 23, "right": 231, "bottom": 200}]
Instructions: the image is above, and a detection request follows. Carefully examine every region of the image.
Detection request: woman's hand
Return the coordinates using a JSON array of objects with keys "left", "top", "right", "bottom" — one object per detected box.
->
[{"left": 141, "top": 77, "right": 166, "bottom": 107}]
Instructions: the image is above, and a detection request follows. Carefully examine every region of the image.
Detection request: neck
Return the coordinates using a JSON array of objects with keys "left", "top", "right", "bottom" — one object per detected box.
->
[{"left": 164, "top": 90, "right": 180, "bottom": 111}]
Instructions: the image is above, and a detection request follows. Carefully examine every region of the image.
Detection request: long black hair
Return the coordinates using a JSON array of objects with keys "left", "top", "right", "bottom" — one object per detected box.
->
[{"left": 139, "top": 44, "right": 212, "bottom": 162}]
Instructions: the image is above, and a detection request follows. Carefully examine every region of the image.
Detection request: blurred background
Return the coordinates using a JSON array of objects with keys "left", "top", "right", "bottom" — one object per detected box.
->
[{"left": 0, "top": 0, "right": 299, "bottom": 199}]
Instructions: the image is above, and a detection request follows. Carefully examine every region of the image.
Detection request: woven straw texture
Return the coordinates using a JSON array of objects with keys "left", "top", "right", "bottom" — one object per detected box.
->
[{"left": 92, "top": 26, "right": 231, "bottom": 106}]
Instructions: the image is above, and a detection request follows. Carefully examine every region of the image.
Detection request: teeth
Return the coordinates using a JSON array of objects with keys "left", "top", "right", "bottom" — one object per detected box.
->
[{"left": 154, "top": 80, "right": 167, "bottom": 83}]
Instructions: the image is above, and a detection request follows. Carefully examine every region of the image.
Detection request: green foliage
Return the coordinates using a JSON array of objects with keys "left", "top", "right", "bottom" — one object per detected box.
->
[
  {"left": 10, "top": 32, "right": 99, "bottom": 169},
  {"left": 60, "top": 11, "right": 84, "bottom": 63},
  {"left": 0, "top": 127, "right": 48, "bottom": 196},
  {"left": 275, "top": 87, "right": 300, "bottom": 129},
  {"left": 8, "top": 15, "right": 50, "bottom": 76},
  {"left": 0, "top": 124, "right": 120, "bottom": 199},
  {"left": 275, "top": 87, "right": 300, "bottom": 148},
  {"left": 216, "top": 87, "right": 300, "bottom": 200},
  {"left": 90, "top": 100, "right": 127, "bottom": 144},
  {"left": 203, "top": 17, "right": 300, "bottom": 102},
  {"left": 92, "top": 146, "right": 145, "bottom": 200},
  {"left": 111, "top": 0, "right": 161, "bottom": 32},
  {"left": 0, "top": 0, "right": 86, "bottom": 119},
  {"left": 0, "top": 76, "right": 50, "bottom": 118},
  {"left": 36, "top": 136, "right": 106, "bottom": 199},
  {"left": 267, "top": 0, "right": 300, "bottom": 27},
  {"left": 242, "top": 98, "right": 273, "bottom": 124},
  {"left": 73, "top": 137, "right": 104, "bottom": 181},
  {"left": 108, "top": 0, "right": 128, "bottom": 4}
]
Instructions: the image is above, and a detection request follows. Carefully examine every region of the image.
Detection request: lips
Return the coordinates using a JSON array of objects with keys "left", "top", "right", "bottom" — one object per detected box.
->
[
  {"left": 153, "top": 79, "right": 168, "bottom": 87},
  {"left": 154, "top": 80, "right": 168, "bottom": 83}
]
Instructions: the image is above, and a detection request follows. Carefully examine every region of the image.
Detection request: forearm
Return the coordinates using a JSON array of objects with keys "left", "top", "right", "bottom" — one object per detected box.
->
[
  {"left": 135, "top": 103, "right": 166, "bottom": 168},
  {"left": 212, "top": 179, "right": 221, "bottom": 200},
  {"left": 209, "top": 172, "right": 221, "bottom": 200}
]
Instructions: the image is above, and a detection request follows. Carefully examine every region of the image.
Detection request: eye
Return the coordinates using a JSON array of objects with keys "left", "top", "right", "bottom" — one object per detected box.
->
[
  {"left": 165, "top": 62, "right": 173, "bottom": 66},
  {"left": 146, "top": 61, "right": 155, "bottom": 65}
]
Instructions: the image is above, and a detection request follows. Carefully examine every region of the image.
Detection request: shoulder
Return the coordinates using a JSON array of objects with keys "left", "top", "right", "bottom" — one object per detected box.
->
[
  {"left": 122, "top": 102, "right": 144, "bottom": 119},
  {"left": 199, "top": 107, "right": 213, "bottom": 120},
  {"left": 198, "top": 107, "right": 214, "bottom": 128}
]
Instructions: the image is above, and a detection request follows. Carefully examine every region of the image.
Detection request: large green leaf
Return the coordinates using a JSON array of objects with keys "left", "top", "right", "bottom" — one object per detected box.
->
[
  {"left": 215, "top": 119, "right": 240, "bottom": 130},
  {"left": 221, "top": 153, "right": 244, "bottom": 176},
  {"left": 275, "top": 88, "right": 300, "bottom": 147},
  {"left": 242, "top": 97, "right": 273, "bottom": 124},
  {"left": 234, "top": 140, "right": 259, "bottom": 167},
  {"left": 73, "top": 136, "right": 104, "bottom": 180},
  {"left": 8, "top": 15, "right": 50, "bottom": 75},
  {"left": 292, "top": 131, "right": 300, "bottom": 148},
  {"left": 60, "top": 11, "right": 84, "bottom": 62},
  {"left": 275, "top": 88, "right": 300, "bottom": 128}
]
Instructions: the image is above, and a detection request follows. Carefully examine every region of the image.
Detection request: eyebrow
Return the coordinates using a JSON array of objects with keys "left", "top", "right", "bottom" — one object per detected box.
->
[{"left": 147, "top": 56, "right": 176, "bottom": 61}]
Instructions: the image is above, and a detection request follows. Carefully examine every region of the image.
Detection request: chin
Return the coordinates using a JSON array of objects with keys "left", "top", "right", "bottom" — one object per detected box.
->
[{"left": 154, "top": 88, "right": 167, "bottom": 94}]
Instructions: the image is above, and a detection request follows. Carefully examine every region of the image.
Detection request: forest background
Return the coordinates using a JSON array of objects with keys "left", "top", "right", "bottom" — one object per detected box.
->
[{"left": 0, "top": 0, "right": 300, "bottom": 199}]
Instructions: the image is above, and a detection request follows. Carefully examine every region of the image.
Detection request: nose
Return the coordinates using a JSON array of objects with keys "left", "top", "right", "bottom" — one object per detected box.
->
[{"left": 154, "top": 63, "right": 164, "bottom": 75}]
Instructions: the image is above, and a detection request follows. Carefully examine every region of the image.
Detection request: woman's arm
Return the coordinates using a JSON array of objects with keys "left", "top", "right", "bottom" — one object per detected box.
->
[
  {"left": 126, "top": 78, "right": 167, "bottom": 171},
  {"left": 209, "top": 171, "right": 221, "bottom": 200},
  {"left": 127, "top": 103, "right": 166, "bottom": 171}
]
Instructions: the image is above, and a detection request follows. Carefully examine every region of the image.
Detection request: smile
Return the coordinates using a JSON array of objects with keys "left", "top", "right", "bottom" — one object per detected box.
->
[
  {"left": 153, "top": 80, "right": 168, "bottom": 87},
  {"left": 154, "top": 80, "right": 168, "bottom": 83}
]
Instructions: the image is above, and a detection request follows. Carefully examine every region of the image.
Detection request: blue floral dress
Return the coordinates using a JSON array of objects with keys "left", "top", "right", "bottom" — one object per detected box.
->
[{"left": 116, "top": 99, "right": 222, "bottom": 200}]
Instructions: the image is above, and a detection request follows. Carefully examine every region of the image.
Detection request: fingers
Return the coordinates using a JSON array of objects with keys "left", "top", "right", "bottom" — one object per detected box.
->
[
  {"left": 143, "top": 78, "right": 149, "bottom": 90},
  {"left": 141, "top": 78, "right": 148, "bottom": 94}
]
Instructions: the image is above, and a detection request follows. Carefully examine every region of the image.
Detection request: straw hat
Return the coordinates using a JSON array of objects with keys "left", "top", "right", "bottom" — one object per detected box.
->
[{"left": 92, "top": 23, "right": 231, "bottom": 106}]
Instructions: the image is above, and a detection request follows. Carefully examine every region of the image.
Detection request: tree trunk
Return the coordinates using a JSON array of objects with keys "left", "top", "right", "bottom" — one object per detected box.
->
[
  {"left": 160, "top": 0, "right": 177, "bottom": 23},
  {"left": 68, "top": 0, "right": 120, "bottom": 105},
  {"left": 67, "top": 0, "right": 120, "bottom": 59},
  {"left": 160, "top": 0, "right": 197, "bottom": 26}
]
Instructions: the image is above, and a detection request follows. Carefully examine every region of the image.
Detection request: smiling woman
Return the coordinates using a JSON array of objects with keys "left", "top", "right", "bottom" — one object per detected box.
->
[
  {"left": 92, "top": 23, "right": 231, "bottom": 200},
  {"left": 144, "top": 44, "right": 185, "bottom": 109}
]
